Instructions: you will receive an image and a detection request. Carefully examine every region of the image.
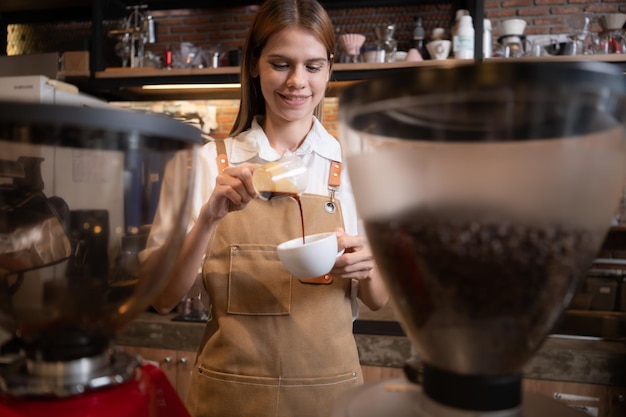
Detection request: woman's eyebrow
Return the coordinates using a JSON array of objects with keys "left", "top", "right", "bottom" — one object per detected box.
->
[{"left": 265, "top": 54, "right": 329, "bottom": 63}]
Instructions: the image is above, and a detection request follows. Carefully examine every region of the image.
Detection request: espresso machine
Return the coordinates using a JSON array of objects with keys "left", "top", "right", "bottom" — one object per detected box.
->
[
  {"left": 0, "top": 101, "right": 202, "bottom": 416},
  {"left": 334, "top": 61, "right": 626, "bottom": 416}
]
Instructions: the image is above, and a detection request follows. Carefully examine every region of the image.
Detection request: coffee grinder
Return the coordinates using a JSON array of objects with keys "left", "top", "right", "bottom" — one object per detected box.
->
[
  {"left": 0, "top": 101, "right": 202, "bottom": 417},
  {"left": 334, "top": 61, "right": 626, "bottom": 416}
]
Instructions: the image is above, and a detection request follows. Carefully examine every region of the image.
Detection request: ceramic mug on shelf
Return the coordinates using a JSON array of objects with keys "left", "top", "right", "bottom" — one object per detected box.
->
[{"left": 426, "top": 40, "right": 451, "bottom": 60}]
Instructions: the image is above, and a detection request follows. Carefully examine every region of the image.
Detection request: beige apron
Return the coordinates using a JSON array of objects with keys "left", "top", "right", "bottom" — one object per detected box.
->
[{"left": 185, "top": 143, "right": 362, "bottom": 417}]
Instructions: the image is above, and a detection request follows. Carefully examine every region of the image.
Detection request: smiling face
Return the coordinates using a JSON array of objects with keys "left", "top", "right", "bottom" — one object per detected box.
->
[{"left": 253, "top": 26, "right": 331, "bottom": 130}]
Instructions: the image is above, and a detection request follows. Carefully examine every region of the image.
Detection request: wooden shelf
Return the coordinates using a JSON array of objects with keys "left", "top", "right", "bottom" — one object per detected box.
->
[{"left": 62, "top": 55, "right": 626, "bottom": 101}]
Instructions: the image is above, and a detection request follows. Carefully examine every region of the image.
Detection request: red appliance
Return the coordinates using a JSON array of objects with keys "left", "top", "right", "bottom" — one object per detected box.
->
[{"left": 0, "top": 362, "right": 189, "bottom": 417}]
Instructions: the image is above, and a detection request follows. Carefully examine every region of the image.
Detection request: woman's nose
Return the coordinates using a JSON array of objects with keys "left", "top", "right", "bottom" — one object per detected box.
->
[{"left": 287, "top": 66, "right": 306, "bottom": 89}]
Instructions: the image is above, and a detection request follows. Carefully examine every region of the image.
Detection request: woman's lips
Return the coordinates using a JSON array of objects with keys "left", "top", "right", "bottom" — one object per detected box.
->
[{"left": 278, "top": 92, "right": 310, "bottom": 104}]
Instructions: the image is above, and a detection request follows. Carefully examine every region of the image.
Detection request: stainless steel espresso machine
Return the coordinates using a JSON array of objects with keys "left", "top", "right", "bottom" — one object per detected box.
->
[
  {"left": 0, "top": 101, "right": 202, "bottom": 417},
  {"left": 333, "top": 61, "right": 626, "bottom": 417}
]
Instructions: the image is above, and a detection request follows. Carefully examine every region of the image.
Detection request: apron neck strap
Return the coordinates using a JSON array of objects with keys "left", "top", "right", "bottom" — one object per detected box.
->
[{"left": 215, "top": 139, "right": 229, "bottom": 173}]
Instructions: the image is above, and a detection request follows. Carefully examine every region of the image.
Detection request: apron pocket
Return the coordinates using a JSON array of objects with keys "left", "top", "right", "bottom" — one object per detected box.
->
[
  {"left": 188, "top": 366, "right": 279, "bottom": 417},
  {"left": 277, "top": 371, "right": 360, "bottom": 417},
  {"left": 227, "top": 243, "right": 292, "bottom": 315},
  {"left": 189, "top": 366, "right": 359, "bottom": 417}
]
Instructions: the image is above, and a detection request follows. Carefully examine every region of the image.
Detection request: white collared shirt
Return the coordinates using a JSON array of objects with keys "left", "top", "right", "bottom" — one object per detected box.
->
[
  {"left": 142, "top": 116, "right": 362, "bottom": 319},
  {"left": 142, "top": 118, "right": 358, "bottom": 258},
  {"left": 143, "top": 115, "right": 359, "bottom": 260}
]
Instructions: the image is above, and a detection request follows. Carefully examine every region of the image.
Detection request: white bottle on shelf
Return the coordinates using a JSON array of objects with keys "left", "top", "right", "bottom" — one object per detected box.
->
[
  {"left": 483, "top": 18, "right": 493, "bottom": 58},
  {"left": 451, "top": 9, "right": 469, "bottom": 38},
  {"left": 454, "top": 15, "right": 474, "bottom": 59}
]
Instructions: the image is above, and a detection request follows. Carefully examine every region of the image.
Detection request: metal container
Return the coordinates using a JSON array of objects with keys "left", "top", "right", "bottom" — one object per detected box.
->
[{"left": 0, "top": 101, "right": 202, "bottom": 397}]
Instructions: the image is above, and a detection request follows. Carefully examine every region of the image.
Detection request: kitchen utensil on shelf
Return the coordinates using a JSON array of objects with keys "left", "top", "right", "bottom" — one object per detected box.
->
[
  {"left": 394, "top": 51, "right": 408, "bottom": 61},
  {"left": 544, "top": 40, "right": 582, "bottom": 56},
  {"left": 567, "top": 12, "right": 593, "bottom": 38},
  {"left": 562, "top": 13, "right": 599, "bottom": 55},
  {"left": 374, "top": 23, "right": 398, "bottom": 62},
  {"left": 333, "top": 61, "right": 626, "bottom": 417},
  {"left": 599, "top": 13, "right": 626, "bottom": 31},
  {"left": 598, "top": 13, "right": 626, "bottom": 54},
  {"left": 107, "top": 5, "right": 156, "bottom": 68},
  {"left": 426, "top": 40, "right": 451, "bottom": 60},
  {"left": 338, "top": 33, "right": 366, "bottom": 63},
  {"left": 430, "top": 27, "right": 446, "bottom": 41},
  {"left": 499, "top": 18, "right": 527, "bottom": 37},
  {"left": 495, "top": 18, "right": 528, "bottom": 57},
  {"left": 405, "top": 48, "right": 423, "bottom": 61}
]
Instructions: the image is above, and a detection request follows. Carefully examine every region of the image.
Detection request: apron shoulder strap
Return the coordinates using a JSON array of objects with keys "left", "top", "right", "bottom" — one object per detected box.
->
[
  {"left": 215, "top": 139, "right": 229, "bottom": 172},
  {"left": 328, "top": 161, "right": 342, "bottom": 189},
  {"left": 324, "top": 160, "right": 342, "bottom": 214}
]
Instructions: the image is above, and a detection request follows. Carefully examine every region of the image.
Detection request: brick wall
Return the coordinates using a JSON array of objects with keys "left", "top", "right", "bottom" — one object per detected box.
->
[
  {"left": 138, "top": 4, "right": 455, "bottom": 61},
  {"left": 209, "top": 97, "right": 340, "bottom": 139},
  {"left": 8, "top": 2, "right": 625, "bottom": 57},
  {"left": 486, "top": 0, "right": 625, "bottom": 36},
  {"left": 140, "top": 1, "right": 625, "bottom": 58},
  {"left": 134, "top": 1, "right": 625, "bottom": 59},
  {"left": 119, "top": 97, "right": 339, "bottom": 140}
]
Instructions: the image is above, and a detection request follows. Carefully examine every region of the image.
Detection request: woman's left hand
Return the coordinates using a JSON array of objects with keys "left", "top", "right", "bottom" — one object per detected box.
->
[
  {"left": 331, "top": 228, "right": 375, "bottom": 281},
  {"left": 331, "top": 228, "right": 389, "bottom": 310}
]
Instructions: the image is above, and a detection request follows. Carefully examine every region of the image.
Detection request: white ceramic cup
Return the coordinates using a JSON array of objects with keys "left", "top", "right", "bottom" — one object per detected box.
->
[
  {"left": 426, "top": 40, "right": 451, "bottom": 60},
  {"left": 277, "top": 232, "right": 343, "bottom": 279},
  {"left": 394, "top": 51, "right": 408, "bottom": 61}
]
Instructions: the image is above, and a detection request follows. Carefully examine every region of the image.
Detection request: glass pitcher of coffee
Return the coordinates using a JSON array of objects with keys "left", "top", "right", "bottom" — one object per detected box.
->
[{"left": 253, "top": 154, "right": 308, "bottom": 200}]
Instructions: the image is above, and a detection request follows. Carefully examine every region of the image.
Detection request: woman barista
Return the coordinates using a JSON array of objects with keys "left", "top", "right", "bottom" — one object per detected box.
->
[{"left": 140, "top": 0, "right": 388, "bottom": 416}]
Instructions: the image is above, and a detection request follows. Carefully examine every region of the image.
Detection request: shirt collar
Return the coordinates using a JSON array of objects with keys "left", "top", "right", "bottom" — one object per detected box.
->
[{"left": 228, "top": 116, "right": 342, "bottom": 164}]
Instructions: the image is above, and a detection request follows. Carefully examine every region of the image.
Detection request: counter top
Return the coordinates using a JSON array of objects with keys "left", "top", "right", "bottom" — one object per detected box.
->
[{"left": 116, "top": 312, "right": 626, "bottom": 387}]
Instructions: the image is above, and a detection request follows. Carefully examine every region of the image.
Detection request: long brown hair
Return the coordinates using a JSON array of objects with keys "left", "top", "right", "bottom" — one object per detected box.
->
[{"left": 229, "top": 0, "right": 335, "bottom": 137}]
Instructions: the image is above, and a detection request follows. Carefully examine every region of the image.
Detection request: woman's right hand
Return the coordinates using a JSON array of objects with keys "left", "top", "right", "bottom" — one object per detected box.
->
[{"left": 201, "top": 165, "right": 259, "bottom": 223}]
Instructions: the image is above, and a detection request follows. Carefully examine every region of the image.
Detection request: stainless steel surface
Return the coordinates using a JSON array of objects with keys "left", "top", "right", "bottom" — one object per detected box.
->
[
  {"left": 330, "top": 379, "right": 590, "bottom": 417},
  {"left": 0, "top": 348, "right": 140, "bottom": 397}
]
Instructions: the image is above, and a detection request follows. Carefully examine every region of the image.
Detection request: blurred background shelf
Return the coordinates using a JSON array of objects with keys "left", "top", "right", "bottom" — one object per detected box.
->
[
  {"left": 0, "top": 0, "right": 483, "bottom": 78},
  {"left": 57, "top": 54, "right": 626, "bottom": 101}
]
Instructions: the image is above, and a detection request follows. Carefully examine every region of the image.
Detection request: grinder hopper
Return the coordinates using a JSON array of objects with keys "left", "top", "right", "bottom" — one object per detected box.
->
[{"left": 336, "top": 61, "right": 626, "bottom": 416}]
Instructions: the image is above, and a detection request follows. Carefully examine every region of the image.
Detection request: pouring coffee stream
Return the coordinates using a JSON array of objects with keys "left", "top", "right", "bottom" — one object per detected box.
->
[
  {"left": 262, "top": 191, "right": 306, "bottom": 245},
  {"left": 253, "top": 155, "right": 309, "bottom": 243}
]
